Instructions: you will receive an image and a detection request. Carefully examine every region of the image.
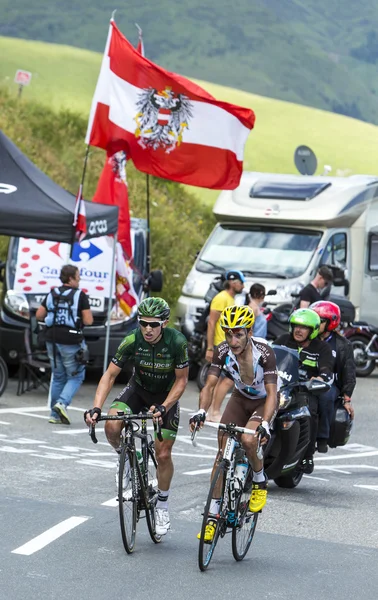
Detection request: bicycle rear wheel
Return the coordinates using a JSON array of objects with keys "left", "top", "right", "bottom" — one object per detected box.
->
[
  {"left": 198, "top": 461, "right": 228, "bottom": 572},
  {"left": 118, "top": 446, "right": 137, "bottom": 554},
  {"left": 232, "top": 470, "right": 259, "bottom": 561},
  {"left": 144, "top": 444, "right": 162, "bottom": 544}
]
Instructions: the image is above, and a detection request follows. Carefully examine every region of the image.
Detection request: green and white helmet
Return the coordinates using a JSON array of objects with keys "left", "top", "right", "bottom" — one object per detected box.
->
[
  {"left": 137, "top": 297, "right": 170, "bottom": 320},
  {"left": 289, "top": 308, "right": 320, "bottom": 340}
]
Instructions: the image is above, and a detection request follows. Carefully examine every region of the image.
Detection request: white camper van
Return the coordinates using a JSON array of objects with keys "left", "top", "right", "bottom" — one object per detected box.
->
[{"left": 176, "top": 172, "right": 378, "bottom": 329}]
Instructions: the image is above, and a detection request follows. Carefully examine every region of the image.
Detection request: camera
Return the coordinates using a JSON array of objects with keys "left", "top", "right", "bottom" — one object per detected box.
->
[{"left": 75, "top": 347, "right": 90, "bottom": 365}]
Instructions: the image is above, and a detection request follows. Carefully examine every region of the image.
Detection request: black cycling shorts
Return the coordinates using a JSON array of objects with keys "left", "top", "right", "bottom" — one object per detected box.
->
[{"left": 109, "top": 376, "right": 179, "bottom": 441}]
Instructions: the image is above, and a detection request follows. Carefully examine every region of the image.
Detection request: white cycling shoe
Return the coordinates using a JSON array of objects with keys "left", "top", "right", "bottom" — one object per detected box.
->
[{"left": 155, "top": 508, "right": 171, "bottom": 535}]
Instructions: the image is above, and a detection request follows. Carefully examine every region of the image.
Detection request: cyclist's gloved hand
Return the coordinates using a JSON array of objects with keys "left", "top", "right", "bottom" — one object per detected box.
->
[
  {"left": 151, "top": 404, "right": 166, "bottom": 420},
  {"left": 256, "top": 420, "right": 270, "bottom": 443},
  {"left": 84, "top": 407, "right": 101, "bottom": 426},
  {"left": 189, "top": 409, "right": 206, "bottom": 432}
]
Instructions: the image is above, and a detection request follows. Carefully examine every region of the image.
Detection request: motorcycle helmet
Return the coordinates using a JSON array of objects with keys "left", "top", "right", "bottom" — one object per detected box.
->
[
  {"left": 137, "top": 297, "right": 170, "bottom": 320},
  {"left": 310, "top": 300, "right": 341, "bottom": 332},
  {"left": 289, "top": 308, "right": 320, "bottom": 340},
  {"left": 328, "top": 400, "right": 353, "bottom": 448},
  {"left": 220, "top": 305, "right": 255, "bottom": 330}
]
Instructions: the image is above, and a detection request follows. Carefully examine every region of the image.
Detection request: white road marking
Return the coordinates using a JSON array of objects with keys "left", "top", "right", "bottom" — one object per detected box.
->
[
  {"left": 0, "top": 406, "right": 49, "bottom": 414},
  {"left": 102, "top": 478, "right": 158, "bottom": 507},
  {"left": 0, "top": 446, "right": 35, "bottom": 454},
  {"left": 316, "top": 450, "right": 378, "bottom": 461},
  {"left": 183, "top": 467, "right": 212, "bottom": 475},
  {"left": 354, "top": 484, "right": 378, "bottom": 492},
  {"left": 303, "top": 475, "right": 330, "bottom": 481},
  {"left": 0, "top": 420, "right": 10, "bottom": 425},
  {"left": 176, "top": 435, "right": 217, "bottom": 452},
  {"left": 316, "top": 466, "right": 352, "bottom": 475},
  {"left": 16, "top": 412, "right": 49, "bottom": 421},
  {"left": 344, "top": 443, "right": 378, "bottom": 452},
  {"left": 12, "top": 516, "right": 91, "bottom": 555}
]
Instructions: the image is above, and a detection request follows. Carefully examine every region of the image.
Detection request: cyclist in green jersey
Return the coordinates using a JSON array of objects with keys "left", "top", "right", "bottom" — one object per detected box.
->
[{"left": 85, "top": 297, "right": 189, "bottom": 535}]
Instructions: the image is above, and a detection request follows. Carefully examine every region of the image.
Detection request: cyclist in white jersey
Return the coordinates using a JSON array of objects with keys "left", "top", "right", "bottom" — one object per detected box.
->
[{"left": 190, "top": 305, "right": 279, "bottom": 543}]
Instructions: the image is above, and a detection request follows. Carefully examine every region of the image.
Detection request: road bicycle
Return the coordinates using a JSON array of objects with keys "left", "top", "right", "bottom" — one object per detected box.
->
[
  {"left": 192, "top": 422, "right": 262, "bottom": 571},
  {"left": 89, "top": 411, "right": 162, "bottom": 554}
]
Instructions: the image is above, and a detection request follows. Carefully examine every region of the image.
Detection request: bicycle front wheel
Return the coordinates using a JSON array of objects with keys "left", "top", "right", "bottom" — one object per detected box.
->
[
  {"left": 232, "top": 473, "right": 259, "bottom": 561},
  {"left": 144, "top": 444, "right": 162, "bottom": 544},
  {"left": 198, "top": 461, "right": 228, "bottom": 572},
  {"left": 118, "top": 446, "right": 137, "bottom": 554}
]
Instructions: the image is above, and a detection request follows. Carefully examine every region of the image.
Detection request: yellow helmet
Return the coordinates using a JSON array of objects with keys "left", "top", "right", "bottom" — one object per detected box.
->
[{"left": 220, "top": 305, "right": 255, "bottom": 330}]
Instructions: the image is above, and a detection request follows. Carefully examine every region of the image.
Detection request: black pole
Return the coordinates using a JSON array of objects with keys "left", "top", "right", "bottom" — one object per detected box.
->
[
  {"left": 70, "top": 144, "right": 90, "bottom": 252},
  {"left": 80, "top": 144, "right": 90, "bottom": 190},
  {"left": 146, "top": 173, "right": 151, "bottom": 275}
]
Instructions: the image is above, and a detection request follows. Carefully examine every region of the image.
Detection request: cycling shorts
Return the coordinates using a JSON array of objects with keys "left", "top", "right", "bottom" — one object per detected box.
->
[{"left": 109, "top": 376, "right": 179, "bottom": 441}]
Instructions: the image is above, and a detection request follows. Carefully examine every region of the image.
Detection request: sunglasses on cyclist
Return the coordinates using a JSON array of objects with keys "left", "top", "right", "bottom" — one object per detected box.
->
[{"left": 138, "top": 319, "right": 164, "bottom": 329}]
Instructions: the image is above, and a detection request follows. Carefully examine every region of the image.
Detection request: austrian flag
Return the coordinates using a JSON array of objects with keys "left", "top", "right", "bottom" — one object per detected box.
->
[{"left": 86, "top": 21, "right": 255, "bottom": 190}]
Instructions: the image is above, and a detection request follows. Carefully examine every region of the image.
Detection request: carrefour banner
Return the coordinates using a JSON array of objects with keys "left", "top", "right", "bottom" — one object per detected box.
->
[{"left": 14, "top": 237, "right": 115, "bottom": 311}]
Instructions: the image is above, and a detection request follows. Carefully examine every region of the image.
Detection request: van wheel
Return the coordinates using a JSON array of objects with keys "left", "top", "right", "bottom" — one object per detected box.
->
[
  {"left": 274, "top": 469, "right": 303, "bottom": 489},
  {"left": 349, "top": 335, "right": 376, "bottom": 377},
  {"left": 0, "top": 356, "right": 9, "bottom": 397},
  {"left": 196, "top": 362, "right": 210, "bottom": 391}
]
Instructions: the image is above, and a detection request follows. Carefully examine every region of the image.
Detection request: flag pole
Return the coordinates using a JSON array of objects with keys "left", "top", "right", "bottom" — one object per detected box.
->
[
  {"left": 71, "top": 145, "right": 90, "bottom": 253},
  {"left": 146, "top": 173, "right": 151, "bottom": 275},
  {"left": 103, "top": 232, "right": 118, "bottom": 373}
]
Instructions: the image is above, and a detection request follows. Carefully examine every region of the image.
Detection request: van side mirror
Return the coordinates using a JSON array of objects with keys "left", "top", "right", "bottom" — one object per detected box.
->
[
  {"left": 266, "top": 289, "right": 277, "bottom": 296},
  {"left": 328, "top": 264, "right": 346, "bottom": 287}
]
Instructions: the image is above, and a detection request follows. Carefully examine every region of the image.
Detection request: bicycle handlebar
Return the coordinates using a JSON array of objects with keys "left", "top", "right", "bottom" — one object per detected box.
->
[
  {"left": 88, "top": 412, "right": 163, "bottom": 444},
  {"left": 191, "top": 420, "right": 263, "bottom": 459}
]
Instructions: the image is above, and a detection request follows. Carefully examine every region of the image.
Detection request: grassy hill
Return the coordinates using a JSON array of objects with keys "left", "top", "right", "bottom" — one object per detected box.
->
[
  {"left": 2, "top": 35, "right": 378, "bottom": 205},
  {"left": 2, "top": 0, "right": 378, "bottom": 124}
]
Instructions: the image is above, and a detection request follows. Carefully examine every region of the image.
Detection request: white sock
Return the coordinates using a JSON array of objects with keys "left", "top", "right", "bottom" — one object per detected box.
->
[
  {"left": 253, "top": 469, "right": 266, "bottom": 483},
  {"left": 156, "top": 489, "right": 170, "bottom": 510},
  {"left": 209, "top": 498, "right": 221, "bottom": 516}
]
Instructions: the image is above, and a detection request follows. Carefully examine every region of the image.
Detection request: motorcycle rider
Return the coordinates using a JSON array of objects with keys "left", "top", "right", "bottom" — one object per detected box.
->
[
  {"left": 275, "top": 308, "right": 334, "bottom": 474},
  {"left": 190, "top": 305, "right": 279, "bottom": 542},
  {"left": 310, "top": 301, "right": 356, "bottom": 438}
]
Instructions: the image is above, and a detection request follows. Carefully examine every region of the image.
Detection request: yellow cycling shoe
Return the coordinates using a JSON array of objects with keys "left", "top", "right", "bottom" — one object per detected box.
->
[
  {"left": 197, "top": 519, "right": 217, "bottom": 543},
  {"left": 249, "top": 481, "right": 268, "bottom": 513}
]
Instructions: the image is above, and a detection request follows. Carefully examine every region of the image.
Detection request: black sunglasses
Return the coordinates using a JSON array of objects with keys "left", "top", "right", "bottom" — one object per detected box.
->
[{"left": 138, "top": 319, "right": 164, "bottom": 329}]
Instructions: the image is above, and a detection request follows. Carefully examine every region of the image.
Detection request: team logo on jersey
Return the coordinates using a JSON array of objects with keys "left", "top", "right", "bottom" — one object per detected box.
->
[{"left": 134, "top": 87, "right": 193, "bottom": 153}]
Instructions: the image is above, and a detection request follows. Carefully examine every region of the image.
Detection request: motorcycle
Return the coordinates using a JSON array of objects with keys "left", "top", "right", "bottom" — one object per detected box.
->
[
  {"left": 264, "top": 345, "right": 353, "bottom": 488},
  {"left": 341, "top": 322, "right": 378, "bottom": 377}
]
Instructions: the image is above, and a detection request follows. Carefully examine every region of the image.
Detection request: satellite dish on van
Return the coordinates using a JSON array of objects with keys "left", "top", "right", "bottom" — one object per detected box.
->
[{"left": 294, "top": 145, "right": 317, "bottom": 176}]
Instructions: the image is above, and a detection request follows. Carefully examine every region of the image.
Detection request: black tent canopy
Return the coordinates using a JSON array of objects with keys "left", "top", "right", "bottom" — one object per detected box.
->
[{"left": 0, "top": 130, "right": 118, "bottom": 242}]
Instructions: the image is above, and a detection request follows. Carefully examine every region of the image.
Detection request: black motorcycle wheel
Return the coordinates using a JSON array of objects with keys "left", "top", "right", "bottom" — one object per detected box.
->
[
  {"left": 0, "top": 356, "right": 8, "bottom": 397},
  {"left": 349, "top": 335, "right": 376, "bottom": 377},
  {"left": 274, "top": 468, "right": 304, "bottom": 489},
  {"left": 196, "top": 362, "right": 210, "bottom": 391}
]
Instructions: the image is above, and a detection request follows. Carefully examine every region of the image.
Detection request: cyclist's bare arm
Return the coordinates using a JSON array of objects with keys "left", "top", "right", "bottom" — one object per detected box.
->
[
  {"left": 151, "top": 367, "right": 189, "bottom": 417},
  {"left": 201, "top": 373, "right": 219, "bottom": 412},
  {"left": 261, "top": 382, "right": 278, "bottom": 429},
  {"left": 86, "top": 362, "right": 122, "bottom": 425}
]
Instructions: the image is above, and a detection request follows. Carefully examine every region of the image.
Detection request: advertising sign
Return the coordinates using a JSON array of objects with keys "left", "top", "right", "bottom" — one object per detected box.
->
[
  {"left": 14, "top": 70, "right": 32, "bottom": 86},
  {"left": 14, "top": 237, "right": 115, "bottom": 311}
]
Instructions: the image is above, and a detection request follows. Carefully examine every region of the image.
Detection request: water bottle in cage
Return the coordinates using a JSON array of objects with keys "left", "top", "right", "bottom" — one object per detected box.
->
[
  {"left": 136, "top": 450, "right": 144, "bottom": 474},
  {"left": 234, "top": 456, "right": 249, "bottom": 491}
]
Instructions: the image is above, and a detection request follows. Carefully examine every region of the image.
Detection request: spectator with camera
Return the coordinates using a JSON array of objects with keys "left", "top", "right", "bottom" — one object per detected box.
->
[{"left": 36, "top": 264, "right": 93, "bottom": 424}]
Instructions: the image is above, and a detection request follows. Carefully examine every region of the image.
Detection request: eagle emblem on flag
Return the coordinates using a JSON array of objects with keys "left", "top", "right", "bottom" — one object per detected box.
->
[
  {"left": 111, "top": 151, "right": 127, "bottom": 185},
  {"left": 134, "top": 87, "right": 193, "bottom": 153}
]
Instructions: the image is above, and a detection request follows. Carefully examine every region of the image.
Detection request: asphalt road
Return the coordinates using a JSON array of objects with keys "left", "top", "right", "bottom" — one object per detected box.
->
[{"left": 0, "top": 370, "right": 377, "bottom": 600}]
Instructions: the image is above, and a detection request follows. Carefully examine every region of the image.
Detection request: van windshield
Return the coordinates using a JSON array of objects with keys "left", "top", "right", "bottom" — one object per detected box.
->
[{"left": 197, "top": 225, "right": 322, "bottom": 278}]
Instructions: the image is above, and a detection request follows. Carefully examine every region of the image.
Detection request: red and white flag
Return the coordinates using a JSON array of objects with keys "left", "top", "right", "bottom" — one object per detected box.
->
[
  {"left": 86, "top": 20, "right": 255, "bottom": 190},
  {"left": 92, "top": 150, "right": 132, "bottom": 259},
  {"left": 73, "top": 184, "right": 87, "bottom": 242}
]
